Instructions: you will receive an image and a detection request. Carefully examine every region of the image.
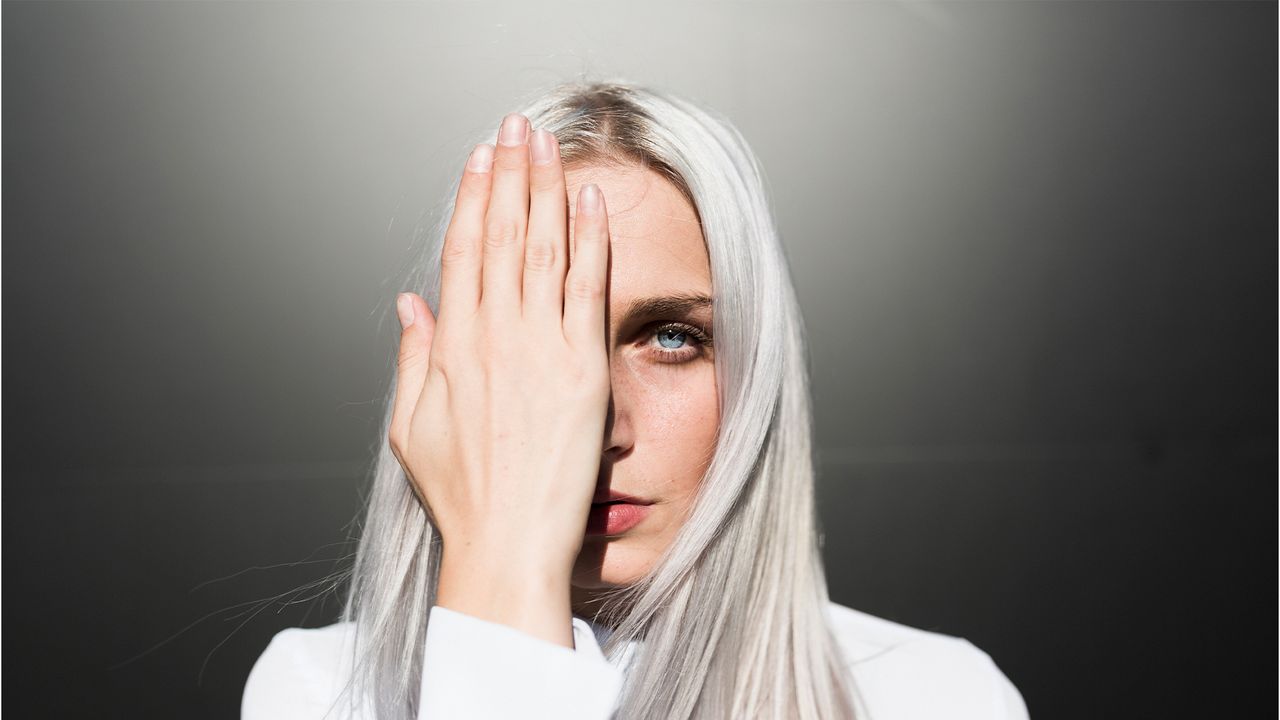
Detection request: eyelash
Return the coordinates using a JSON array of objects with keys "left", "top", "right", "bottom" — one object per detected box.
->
[{"left": 645, "top": 321, "right": 714, "bottom": 363}]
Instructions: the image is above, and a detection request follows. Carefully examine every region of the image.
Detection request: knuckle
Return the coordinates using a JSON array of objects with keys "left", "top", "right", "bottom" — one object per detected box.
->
[
  {"left": 459, "top": 174, "right": 490, "bottom": 200},
  {"left": 440, "top": 234, "right": 473, "bottom": 269},
  {"left": 493, "top": 146, "right": 529, "bottom": 172},
  {"left": 565, "top": 355, "right": 606, "bottom": 389},
  {"left": 564, "top": 359, "right": 589, "bottom": 385},
  {"left": 387, "top": 426, "right": 405, "bottom": 458},
  {"left": 523, "top": 241, "right": 557, "bottom": 272},
  {"left": 483, "top": 218, "right": 518, "bottom": 249},
  {"left": 397, "top": 327, "right": 431, "bottom": 363},
  {"left": 565, "top": 275, "right": 602, "bottom": 301},
  {"left": 397, "top": 343, "right": 425, "bottom": 370},
  {"left": 528, "top": 168, "right": 561, "bottom": 194},
  {"left": 481, "top": 334, "right": 515, "bottom": 364}
]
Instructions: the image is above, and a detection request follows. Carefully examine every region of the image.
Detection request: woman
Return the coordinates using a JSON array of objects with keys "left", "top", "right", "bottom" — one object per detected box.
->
[{"left": 242, "top": 80, "right": 1028, "bottom": 720}]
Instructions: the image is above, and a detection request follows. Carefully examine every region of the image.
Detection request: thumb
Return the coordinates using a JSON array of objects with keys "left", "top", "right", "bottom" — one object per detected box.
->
[{"left": 389, "top": 292, "right": 436, "bottom": 458}]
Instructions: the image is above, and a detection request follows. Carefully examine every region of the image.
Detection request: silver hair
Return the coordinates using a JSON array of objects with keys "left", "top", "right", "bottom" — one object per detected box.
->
[{"left": 329, "top": 79, "right": 860, "bottom": 719}]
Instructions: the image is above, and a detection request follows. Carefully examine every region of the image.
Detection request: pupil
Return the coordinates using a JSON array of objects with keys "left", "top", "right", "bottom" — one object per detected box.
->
[{"left": 658, "top": 330, "right": 686, "bottom": 349}]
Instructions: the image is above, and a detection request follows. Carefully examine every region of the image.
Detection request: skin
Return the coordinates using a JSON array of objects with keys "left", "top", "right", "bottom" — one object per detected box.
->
[
  {"left": 390, "top": 112, "right": 718, "bottom": 649},
  {"left": 564, "top": 162, "right": 719, "bottom": 620}
]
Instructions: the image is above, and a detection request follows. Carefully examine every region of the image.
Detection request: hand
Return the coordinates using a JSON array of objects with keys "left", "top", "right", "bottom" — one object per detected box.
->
[{"left": 388, "top": 113, "right": 612, "bottom": 648}]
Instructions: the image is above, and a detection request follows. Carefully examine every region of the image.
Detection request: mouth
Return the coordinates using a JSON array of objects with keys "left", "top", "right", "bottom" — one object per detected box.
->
[{"left": 585, "top": 497, "right": 653, "bottom": 535}]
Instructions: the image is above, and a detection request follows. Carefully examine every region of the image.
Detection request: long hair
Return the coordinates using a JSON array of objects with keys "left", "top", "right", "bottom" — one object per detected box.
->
[{"left": 332, "top": 79, "right": 859, "bottom": 719}]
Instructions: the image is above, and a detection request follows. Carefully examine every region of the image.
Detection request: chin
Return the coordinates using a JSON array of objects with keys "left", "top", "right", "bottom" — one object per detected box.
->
[
  {"left": 571, "top": 540, "right": 653, "bottom": 590},
  {"left": 570, "top": 576, "right": 625, "bottom": 591}
]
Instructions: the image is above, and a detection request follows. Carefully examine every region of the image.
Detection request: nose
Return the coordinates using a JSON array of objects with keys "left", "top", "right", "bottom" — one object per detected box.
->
[{"left": 601, "top": 391, "right": 633, "bottom": 463}]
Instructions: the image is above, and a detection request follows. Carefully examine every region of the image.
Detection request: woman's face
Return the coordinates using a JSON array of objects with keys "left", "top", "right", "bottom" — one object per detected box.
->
[{"left": 564, "top": 163, "right": 719, "bottom": 610}]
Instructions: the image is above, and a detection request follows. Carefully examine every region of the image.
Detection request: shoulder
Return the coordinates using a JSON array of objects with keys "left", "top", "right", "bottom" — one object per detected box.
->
[
  {"left": 824, "top": 601, "right": 1029, "bottom": 720},
  {"left": 241, "top": 621, "right": 360, "bottom": 720}
]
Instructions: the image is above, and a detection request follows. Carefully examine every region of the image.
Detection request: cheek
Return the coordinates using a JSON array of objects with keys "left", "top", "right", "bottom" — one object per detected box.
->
[{"left": 616, "top": 355, "right": 719, "bottom": 500}]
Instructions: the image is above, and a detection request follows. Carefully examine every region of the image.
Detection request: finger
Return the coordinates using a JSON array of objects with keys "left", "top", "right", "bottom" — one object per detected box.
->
[
  {"left": 439, "top": 143, "right": 495, "bottom": 321},
  {"left": 523, "top": 129, "right": 569, "bottom": 324},
  {"left": 480, "top": 112, "right": 531, "bottom": 313},
  {"left": 562, "top": 183, "right": 610, "bottom": 351},
  {"left": 389, "top": 292, "right": 437, "bottom": 461}
]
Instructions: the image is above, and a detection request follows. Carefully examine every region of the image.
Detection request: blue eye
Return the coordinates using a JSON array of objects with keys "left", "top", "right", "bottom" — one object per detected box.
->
[
  {"left": 658, "top": 328, "right": 688, "bottom": 349},
  {"left": 648, "top": 321, "right": 713, "bottom": 363}
]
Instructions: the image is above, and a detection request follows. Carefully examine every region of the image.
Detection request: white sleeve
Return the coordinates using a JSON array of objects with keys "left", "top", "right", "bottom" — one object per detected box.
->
[
  {"left": 997, "top": 668, "right": 1030, "bottom": 720},
  {"left": 242, "top": 627, "right": 358, "bottom": 720},
  {"left": 955, "top": 638, "right": 1030, "bottom": 720},
  {"left": 242, "top": 630, "right": 295, "bottom": 720},
  {"left": 418, "top": 605, "right": 625, "bottom": 720}
]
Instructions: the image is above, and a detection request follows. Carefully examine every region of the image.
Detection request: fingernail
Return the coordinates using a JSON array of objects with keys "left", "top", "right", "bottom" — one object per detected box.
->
[
  {"left": 396, "top": 293, "right": 415, "bottom": 330},
  {"left": 498, "top": 113, "right": 529, "bottom": 147},
  {"left": 530, "top": 129, "right": 555, "bottom": 165},
  {"left": 467, "top": 144, "right": 494, "bottom": 173},
  {"left": 580, "top": 184, "right": 601, "bottom": 214}
]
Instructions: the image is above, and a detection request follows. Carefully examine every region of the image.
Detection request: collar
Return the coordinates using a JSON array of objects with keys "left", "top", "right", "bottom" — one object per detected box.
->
[{"left": 571, "top": 614, "right": 641, "bottom": 672}]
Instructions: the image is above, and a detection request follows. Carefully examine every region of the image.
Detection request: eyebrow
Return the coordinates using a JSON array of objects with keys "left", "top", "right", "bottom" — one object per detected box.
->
[{"left": 618, "top": 293, "right": 713, "bottom": 324}]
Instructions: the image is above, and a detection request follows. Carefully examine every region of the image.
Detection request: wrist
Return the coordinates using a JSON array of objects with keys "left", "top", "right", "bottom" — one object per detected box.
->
[{"left": 436, "top": 546, "right": 575, "bottom": 649}]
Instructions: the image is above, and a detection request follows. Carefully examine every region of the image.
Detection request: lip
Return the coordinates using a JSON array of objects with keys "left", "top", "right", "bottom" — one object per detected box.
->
[{"left": 585, "top": 501, "right": 651, "bottom": 535}]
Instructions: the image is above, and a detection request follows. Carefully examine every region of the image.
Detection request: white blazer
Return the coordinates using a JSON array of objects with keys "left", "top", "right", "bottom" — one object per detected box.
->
[{"left": 241, "top": 601, "right": 1028, "bottom": 719}]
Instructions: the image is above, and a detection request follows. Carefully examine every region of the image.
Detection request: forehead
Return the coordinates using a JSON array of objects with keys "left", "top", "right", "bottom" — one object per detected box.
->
[{"left": 564, "top": 164, "right": 711, "bottom": 308}]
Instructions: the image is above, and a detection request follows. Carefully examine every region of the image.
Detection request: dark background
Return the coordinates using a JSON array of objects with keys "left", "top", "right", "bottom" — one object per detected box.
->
[{"left": 3, "top": 1, "right": 1274, "bottom": 718}]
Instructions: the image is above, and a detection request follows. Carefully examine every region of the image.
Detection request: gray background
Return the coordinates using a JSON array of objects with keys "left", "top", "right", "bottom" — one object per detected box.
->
[{"left": 3, "top": 1, "right": 1273, "bottom": 718}]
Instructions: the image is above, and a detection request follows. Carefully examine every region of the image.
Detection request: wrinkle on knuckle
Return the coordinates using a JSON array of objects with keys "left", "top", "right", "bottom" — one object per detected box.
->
[
  {"left": 440, "top": 237, "right": 473, "bottom": 269},
  {"left": 397, "top": 345, "right": 425, "bottom": 370},
  {"left": 460, "top": 176, "right": 489, "bottom": 199},
  {"left": 483, "top": 218, "right": 518, "bottom": 249},
  {"left": 493, "top": 150, "right": 528, "bottom": 173},
  {"left": 523, "top": 242, "right": 557, "bottom": 272},
  {"left": 565, "top": 276, "right": 602, "bottom": 302},
  {"left": 528, "top": 171, "right": 560, "bottom": 195}
]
